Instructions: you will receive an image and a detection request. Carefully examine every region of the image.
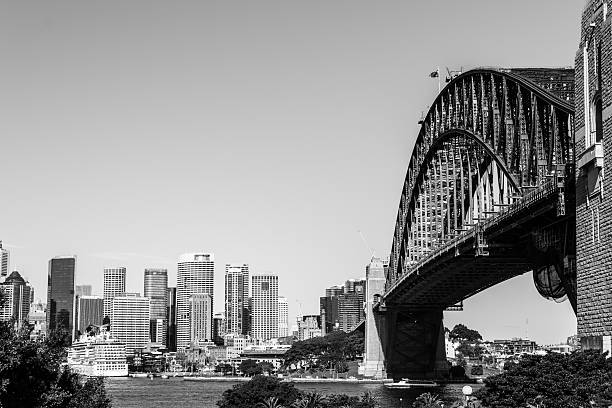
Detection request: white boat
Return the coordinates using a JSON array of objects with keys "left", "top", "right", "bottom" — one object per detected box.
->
[
  {"left": 67, "top": 329, "right": 128, "bottom": 377},
  {"left": 161, "top": 374, "right": 169, "bottom": 379},
  {"left": 384, "top": 379, "right": 439, "bottom": 389}
]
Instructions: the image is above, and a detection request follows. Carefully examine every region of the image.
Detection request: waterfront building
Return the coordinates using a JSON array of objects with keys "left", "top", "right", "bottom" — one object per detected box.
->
[
  {"left": 492, "top": 338, "right": 538, "bottom": 355},
  {"left": 0, "top": 270, "right": 32, "bottom": 327},
  {"left": 251, "top": 274, "right": 278, "bottom": 341},
  {"left": 166, "top": 287, "right": 177, "bottom": 351},
  {"left": 111, "top": 293, "right": 150, "bottom": 355},
  {"left": 224, "top": 333, "right": 255, "bottom": 358},
  {"left": 47, "top": 256, "right": 76, "bottom": 342},
  {"left": 103, "top": 267, "right": 126, "bottom": 320},
  {"left": 224, "top": 264, "right": 249, "bottom": 336},
  {"left": 176, "top": 253, "right": 214, "bottom": 350},
  {"left": 297, "top": 315, "right": 322, "bottom": 341},
  {"left": 67, "top": 329, "right": 128, "bottom": 377},
  {"left": 75, "top": 285, "right": 92, "bottom": 297},
  {"left": 189, "top": 293, "right": 213, "bottom": 344},
  {"left": 278, "top": 296, "right": 289, "bottom": 337},
  {"left": 144, "top": 268, "right": 168, "bottom": 344},
  {"left": 77, "top": 295, "right": 103, "bottom": 334},
  {"left": 237, "top": 344, "right": 291, "bottom": 371},
  {"left": 0, "top": 241, "right": 9, "bottom": 280}
]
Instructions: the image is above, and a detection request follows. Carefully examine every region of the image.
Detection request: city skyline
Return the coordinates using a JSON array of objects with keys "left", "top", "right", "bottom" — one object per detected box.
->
[{"left": 1, "top": 0, "right": 582, "bottom": 345}]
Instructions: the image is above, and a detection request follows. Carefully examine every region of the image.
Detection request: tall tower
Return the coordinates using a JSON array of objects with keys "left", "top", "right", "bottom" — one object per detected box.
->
[
  {"left": 278, "top": 296, "right": 289, "bottom": 337},
  {"left": 176, "top": 253, "right": 214, "bottom": 350},
  {"left": 144, "top": 268, "right": 168, "bottom": 344},
  {"left": 0, "top": 241, "right": 9, "bottom": 280},
  {"left": 361, "top": 257, "right": 387, "bottom": 378},
  {"left": 251, "top": 274, "right": 278, "bottom": 341},
  {"left": 103, "top": 267, "right": 126, "bottom": 320},
  {"left": 224, "top": 264, "right": 249, "bottom": 336},
  {"left": 0, "top": 270, "right": 32, "bottom": 327},
  {"left": 166, "top": 287, "right": 177, "bottom": 351},
  {"left": 111, "top": 293, "right": 150, "bottom": 355},
  {"left": 47, "top": 256, "right": 76, "bottom": 342}
]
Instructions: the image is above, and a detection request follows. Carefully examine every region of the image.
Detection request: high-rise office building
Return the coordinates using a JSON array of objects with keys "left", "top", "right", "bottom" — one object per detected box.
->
[
  {"left": 0, "top": 241, "right": 9, "bottom": 280},
  {"left": 176, "top": 253, "right": 214, "bottom": 350},
  {"left": 251, "top": 274, "right": 278, "bottom": 341},
  {"left": 189, "top": 293, "right": 212, "bottom": 344},
  {"left": 213, "top": 312, "right": 225, "bottom": 345},
  {"left": 320, "top": 280, "right": 366, "bottom": 334},
  {"left": 76, "top": 295, "right": 103, "bottom": 334},
  {"left": 75, "top": 285, "right": 92, "bottom": 297},
  {"left": 224, "top": 264, "right": 249, "bottom": 336},
  {"left": 166, "top": 287, "right": 177, "bottom": 351},
  {"left": 111, "top": 293, "right": 150, "bottom": 355},
  {"left": 150, "top": 319, "right": 165, "bottom": 345},
  {"left": 278, "top": 296, "right": 289, "bottom": 337},
  {"left": 47, "top": 256, "right": 76, "bottom": 342},
  {"left": 0, "top": 271, "right": 32, "bottom": 327},
  {"left": 103, "top": 267, "right": 126, "bottom": 320},
  {"left": 338, "top": 279, "right": 366, "bottom": 332},
  {"left": 144, "top": 268, "right": 168, "bottom": 343}
]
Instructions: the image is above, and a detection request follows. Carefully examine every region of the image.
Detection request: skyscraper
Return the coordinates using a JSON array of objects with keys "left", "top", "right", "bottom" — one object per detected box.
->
[
  {"left": 103, "top": 267, "right": 126, "bottom": 320},
  {"left": 47, "top": 256, "right": 76, "bottom": 342},
  {"left": 0, "top": 270, "right": 32, "bottom": 327},
  {"left": 278, "top": 296, "right": 289, "bottom": 337},
  {"left": 189, "top": 293, "right": 212, "bottom": 344},
  {"left": 166, "top": 287, "right": 177, "bottom": 351},
  {"left": 111, "top": 293, "right": 150, "bottom": 355},
  {"left": 338, "top": 279, "right": 366, "bottom": 332},
  {"left": 0, "top": 241, "right": 9, "bottom": 280},
  {"left": 77, "top": 295, "right": 103, "bottom": 334},
  {"left": 251, "top": 274, "right": 278, "bottom": 341},
  {"left": 224, "top": 263, "right": 249, "bottom": 336},
  {"left": 176, "top": 253, "right": 214, "bottom": 350},
  {"left": 144, "top": 268, "right": 168, "bottom": 343},
  {"left": 75, "top": 285, "right": 92, "bottom": 297}
]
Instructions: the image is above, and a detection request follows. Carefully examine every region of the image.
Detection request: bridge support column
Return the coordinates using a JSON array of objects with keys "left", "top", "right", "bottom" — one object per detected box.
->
[
  {"left": 383, "top": 308, "right": 448, "bottom": 381},
  {"left": 361, "top": 258, "right": 387, "bottom": 378}
]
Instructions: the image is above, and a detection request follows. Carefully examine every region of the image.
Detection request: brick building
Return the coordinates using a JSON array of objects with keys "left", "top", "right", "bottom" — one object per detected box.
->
[{"left": 576, "top": 0, "right": 612, "bottom": 352}]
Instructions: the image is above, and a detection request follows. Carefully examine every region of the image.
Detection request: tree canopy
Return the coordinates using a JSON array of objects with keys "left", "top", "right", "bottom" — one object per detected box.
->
[
  {"left": 448, "top": 324, "right": 482, "bottom": 343},
  {"left": 476, "top": 350, "right": 612, "bottom": 408},
  {"left": 0, "top": 292, "right": 112, "bottom": 408},
  {"left": 282, "top": 331, "right": 363, "bottom": 371}
]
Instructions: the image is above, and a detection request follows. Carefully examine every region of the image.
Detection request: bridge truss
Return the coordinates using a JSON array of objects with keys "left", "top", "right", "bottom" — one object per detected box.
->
[{"left": 385, "top": 68, "right": 576, "bottom": 311}]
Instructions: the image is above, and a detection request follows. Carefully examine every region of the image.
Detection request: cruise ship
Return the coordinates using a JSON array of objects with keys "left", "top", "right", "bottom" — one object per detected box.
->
[{"left": 68, "top": 329, "right": 128, "bottom": 377}]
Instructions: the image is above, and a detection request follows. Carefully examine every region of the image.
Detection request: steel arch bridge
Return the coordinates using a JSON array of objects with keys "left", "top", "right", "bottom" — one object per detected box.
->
[{"left": 371, "top": 68, "right": 576, "bottom": 380}]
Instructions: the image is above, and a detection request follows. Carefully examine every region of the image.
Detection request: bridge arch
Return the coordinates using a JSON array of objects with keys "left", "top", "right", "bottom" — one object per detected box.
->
[{"left": 387, "top": 68, "right": 575, "bottom": 304}]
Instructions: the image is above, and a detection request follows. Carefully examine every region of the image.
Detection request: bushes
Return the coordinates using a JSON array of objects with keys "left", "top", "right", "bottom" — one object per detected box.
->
[
  {"left": 216, "top": 375, "right": 378, "bottom": 408},
  {"left": 476, "top": 350, "right": 612, "bottom": 408}
]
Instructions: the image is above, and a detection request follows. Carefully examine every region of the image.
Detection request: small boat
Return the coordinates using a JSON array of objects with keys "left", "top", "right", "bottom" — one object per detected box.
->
[
  {"left": 384, "top": 379, "right": 439, "bottom": 389},
  {"left": 161, "top": 374, "right": 169, "bottom": 379}
]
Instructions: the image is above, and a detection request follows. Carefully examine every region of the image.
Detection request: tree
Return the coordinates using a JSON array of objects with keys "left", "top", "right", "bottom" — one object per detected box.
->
[
  {"left": 217, "top": 375, "right": 302, "bottom": 408},
  {"left": 257, "top": 361, "right": 275, "bottom": 375},
  {"left": 475, "top": 350, "right": 612, "bottom": 408},
  {"left": 449, "top": 324, "right": 482, "bottom": 343},
  {"left": 240, "top": 359, "right": 263, "bottom": 376},
  {"left": 0, "top": 314, "right": 112, "bottom": 408}
]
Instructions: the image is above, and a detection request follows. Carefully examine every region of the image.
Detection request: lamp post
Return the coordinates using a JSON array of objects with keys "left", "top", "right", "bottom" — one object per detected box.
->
[{"left": 462, "top": 385, "right": 473, "bottom": 407}]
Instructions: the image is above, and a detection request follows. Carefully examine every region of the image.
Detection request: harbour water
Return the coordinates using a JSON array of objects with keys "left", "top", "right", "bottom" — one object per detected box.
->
[{"left": 105, "top": 377, "right": 481, "bottom": 407}]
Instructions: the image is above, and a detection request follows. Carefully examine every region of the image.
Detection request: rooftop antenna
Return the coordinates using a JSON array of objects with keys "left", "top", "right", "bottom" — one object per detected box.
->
[{"left": 358, "top": 230, "right": 376, "bottom": 259}]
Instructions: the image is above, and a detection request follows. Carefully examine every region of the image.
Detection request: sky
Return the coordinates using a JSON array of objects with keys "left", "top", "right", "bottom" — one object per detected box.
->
[{"left": 0, "top": 0, "right": 583, "bottom": 344}]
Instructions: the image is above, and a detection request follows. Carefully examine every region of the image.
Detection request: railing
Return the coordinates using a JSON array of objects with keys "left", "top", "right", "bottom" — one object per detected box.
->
[{"left": 384, "top": 179, "right": 561, "bottom": 299}]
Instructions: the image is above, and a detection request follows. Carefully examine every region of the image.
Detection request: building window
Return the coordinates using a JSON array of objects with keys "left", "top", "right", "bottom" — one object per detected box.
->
[{"left": 591, "top": 91, "right": 603, "bottom": 143}]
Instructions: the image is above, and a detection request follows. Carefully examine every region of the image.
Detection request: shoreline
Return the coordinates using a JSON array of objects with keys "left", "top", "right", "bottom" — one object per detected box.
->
[{"left": 182, "top": 376, "right": 393, "bottom": 384}]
